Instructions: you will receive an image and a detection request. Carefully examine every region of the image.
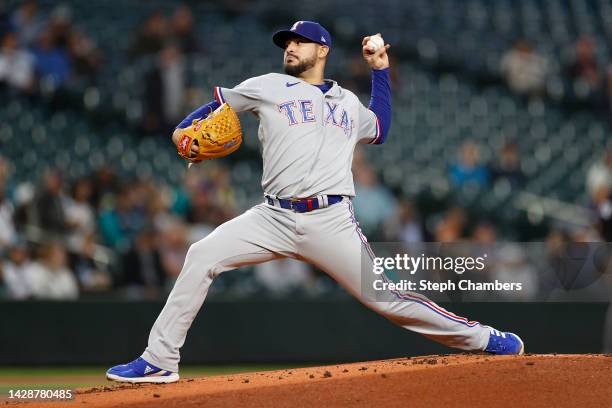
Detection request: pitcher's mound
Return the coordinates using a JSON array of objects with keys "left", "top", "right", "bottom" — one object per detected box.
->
[{"left": 38, "top": 354, "right": 612, "bottom": 407}]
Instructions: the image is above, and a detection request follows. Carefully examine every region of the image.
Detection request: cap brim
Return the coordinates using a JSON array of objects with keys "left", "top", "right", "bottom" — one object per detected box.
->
[
  {"left": 272, "top": 30, "right": 322, "bottom": 49},
  {"left": 272, "top": 30, "right": 297, "bottom": 48}
]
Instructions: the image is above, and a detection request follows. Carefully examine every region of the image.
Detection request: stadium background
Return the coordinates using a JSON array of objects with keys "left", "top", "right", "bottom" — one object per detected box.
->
[{"left": 0, "top": 0, "right": 611, "bottom": 376}]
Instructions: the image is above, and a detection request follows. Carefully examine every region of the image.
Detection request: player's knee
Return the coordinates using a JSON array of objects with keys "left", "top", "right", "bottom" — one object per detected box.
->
[
  {"left": 185, "top": 242, "right": 202, "bottom": 261},
  {"left": 185, "top": 240, "right": 226, "bottom": 278},
  {"left": 187, "top": 240, "right": 201, "bottom": 254},
  {"left": 186, "top": 237, "right": 218, "bottom": 258},
  {"left": 185, "top": 241, "right": 214, "bottom": 267}
]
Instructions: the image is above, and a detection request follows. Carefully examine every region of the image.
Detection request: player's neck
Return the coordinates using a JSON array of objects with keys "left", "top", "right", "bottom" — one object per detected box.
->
[{"left": 297, "top": 67, "right": 325, "bottom": 85}]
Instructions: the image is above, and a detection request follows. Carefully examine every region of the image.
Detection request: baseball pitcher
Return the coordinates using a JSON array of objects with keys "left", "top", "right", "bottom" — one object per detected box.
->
[{"left": 107, "top": 21, "right": 524, "bottom": 383}]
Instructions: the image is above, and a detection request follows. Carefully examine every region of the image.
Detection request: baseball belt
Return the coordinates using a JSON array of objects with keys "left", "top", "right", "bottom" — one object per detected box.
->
[{"left": 264, "top": 194, "right": 345, "bottom": 213}]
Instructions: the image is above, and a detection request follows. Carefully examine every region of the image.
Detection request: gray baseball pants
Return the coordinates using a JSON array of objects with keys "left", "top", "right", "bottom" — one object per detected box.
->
[{"left": 142, "top": 199, "right": 490, "bottom": 372}]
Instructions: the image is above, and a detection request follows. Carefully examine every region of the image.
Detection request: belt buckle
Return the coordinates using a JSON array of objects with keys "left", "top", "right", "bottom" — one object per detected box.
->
[{"left": 288, "top": 197, "right": 302, "bottom": 212}]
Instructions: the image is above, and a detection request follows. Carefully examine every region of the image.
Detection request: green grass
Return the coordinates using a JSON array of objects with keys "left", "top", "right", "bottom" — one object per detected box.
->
[
  {"left": 0, "top": 365, "right": 297, "bottom": 378},
  {"left": 0, "top": 364, "right": 303, "bottom": 395},
  {"left": 0, "top": 364, "right": 306, "bottom": 395}
]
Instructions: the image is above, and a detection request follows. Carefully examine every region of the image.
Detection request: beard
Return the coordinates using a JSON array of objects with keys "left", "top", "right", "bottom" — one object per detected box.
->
[{"left": 283, "top": 54, "right": 317, "bottom": 76}]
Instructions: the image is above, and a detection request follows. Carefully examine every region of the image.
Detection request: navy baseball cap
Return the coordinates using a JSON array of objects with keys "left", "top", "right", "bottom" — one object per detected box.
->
[{"left": 272, "top": 21, "right": 332, "bottom": 49}]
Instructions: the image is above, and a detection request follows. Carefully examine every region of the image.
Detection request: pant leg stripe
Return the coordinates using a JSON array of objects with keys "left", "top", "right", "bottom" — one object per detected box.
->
[
  {"left": 346, "top": 201, "right": 480, "bottom": 328},
  {"left": 379, "top": 270, "right": 480, "bottom": 327},
  {"left": 347, "top": 200, "right": 376, "bottom": 259}
]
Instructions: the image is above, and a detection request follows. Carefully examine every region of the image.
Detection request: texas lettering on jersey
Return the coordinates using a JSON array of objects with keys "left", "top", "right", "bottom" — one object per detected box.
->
[
  {"left": 214, "top": 73, "right": 379, "bottom": 198},
  {"left": 276, "top": 100, "right": 355, "bottom": 137}
]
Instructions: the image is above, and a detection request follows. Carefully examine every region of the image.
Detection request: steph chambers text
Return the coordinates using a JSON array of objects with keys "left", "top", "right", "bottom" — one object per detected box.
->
[{"left": 373, "top": 279, "right": 523, "bottom": 292}]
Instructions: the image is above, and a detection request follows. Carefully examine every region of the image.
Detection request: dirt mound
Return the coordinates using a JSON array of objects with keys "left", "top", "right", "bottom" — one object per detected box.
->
[{"left": 25, "top": 354, "right": 612, "bottom": 408}]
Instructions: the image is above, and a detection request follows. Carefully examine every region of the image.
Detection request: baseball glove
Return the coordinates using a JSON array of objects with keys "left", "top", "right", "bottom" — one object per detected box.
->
[{"left": 176, "top": 103, "right": 242, "bottom": 162}]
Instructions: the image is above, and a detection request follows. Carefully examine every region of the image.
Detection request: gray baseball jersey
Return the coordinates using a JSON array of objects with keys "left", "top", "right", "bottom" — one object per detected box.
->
[
  {"left": 214, "top": 73, "right": 380, "bottom": 198},
  {"left": 141, "top": 73, "right": 493, "bottom": 373}
]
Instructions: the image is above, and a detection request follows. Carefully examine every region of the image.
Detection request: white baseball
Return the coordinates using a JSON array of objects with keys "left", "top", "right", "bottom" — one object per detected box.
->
[{"left": 366, "top": 35, "right": 384, "bottom": 53}]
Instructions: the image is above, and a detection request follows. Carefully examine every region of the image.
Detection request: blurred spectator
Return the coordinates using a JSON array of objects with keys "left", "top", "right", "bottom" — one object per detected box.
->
[
  {"left": 347, "top": 54, "right": 371, "bottom": 95},
  {"left": 12, "top": 181, "right": 36, "bottom": 232},
  {"left": 129, "top": 11, "right": 167, "bottom": 59},
  {"left": 10, "top": 0, "right": 42, "bottom": 47},
  {"left": 28, "top": 242, "right": 78, "bottom": 299},
  {"left": 469, "top": 221, "right": 496, "bottom": 272},
  {"left": 490, "top": 141, "right": 524, "bottom": 187},
  {"left": 67, "top": 31, "right": 102, "bottom": 81},
  {"left": 344, "top": 54, "right": 404, "bottom": 95},
  {"left": 606, "top": 66, "right": 612, "bottom": 118},
  {"left": 500, "top": 39, "right": 549, "bottom": 96},
  {"left": 131, "top": 178, "right": 156, "bottom": 216},
  {"left": 459, "top": 221, "right": 498, "bottom": 299},
  {"left": 170, "top": 182, "right": 191, "bottom": 219},
  {"left": 170, "top": 5, "right": 199, "bottom": 54},
  {"left": 158, "top": 219, "right": 189, "bottom": 283},
  {"left": 449, "top": 140, "right": 490, "bottom": 188},
  {"left": 2, "top": 241, "right": 35, "bottom": 299},
  {"left": 208, "top": 164, "right": 236, "bottom": 216},
  {"left": 132, "top": 178, "right": 174, "bottom": 234},
  {"left": 90, "top": 165, "right": 119, "bottom": 210},
  {"left": 65, "top": 177, "right": 95, "bottom": 252},
  {"left": 566, "top": 36, "right": 603, "bottom": 103},
  {"left": 254, "top": 258, "right": 314, "bottom": 295},
  {"left": 35, "top": 169, "right": 68, "bottom": 237},
  {"left": 539, "top": 229, "right": 571, "bottom": 294},
  {"left": 171, "top": 169, "right": 211, "bottom": 241},
  {"left": 143, "top": 44, "right": 189, "bottom": 133},
  {"left": 121, "top": 229, "right": 165, "bottom": 298},
  {"left": 0, "top": 154, "right": 9, "bottom": 184},
  {"left": 146, "top": 184, "right": 174, "bottom": 232},
  {"left": 490, "top": 244, "right": 538, "bottom": 300},
  {"left": 0, "top": 177, "right": 16, "bottom": 248},
  {"left": 47, "top": 4, "right": 73, "bottom": 48},
  {"left": 352, "top": 163, "right": 396, "bottom": 238},
  {"left": 32, "top": 29, "right": 72, "bottom": 88},
  {"left": 383, "top": 199, "right": 424, "bottom": 243},
  {"left": 0, "top": 155, "right": 16, "bottom": 248},
  {"left": 182, "top": 164, "right": 239, "bottom": 235},
  {"left": 471, "top": 221, "right": 497, "bottom": 244},
  {"left": 0, "top": 158, "right": 27, "bottom": 237},
  {"left": 593, "top": 186, "right": 612, "bottom": 242},
  {"left": 69, "top": 233, "right": 112, "bottom": 292},
  {"left": 184, "top": 178, "right": 218, "bottom": 235},
  {"left": 571, "top": 225, "right": 602, "bottom": 243},
  {"left": 0, "top": 31, "right": 35, "bottom": 93},
  {"left": 586, "top": 148, "right": 612, "bottom": 199},
  {"left": 98, "top": 185, "right": 146, "bottom": 251},
  {"left": 434, "top": 207, "right": 467, "bottom": 242}
]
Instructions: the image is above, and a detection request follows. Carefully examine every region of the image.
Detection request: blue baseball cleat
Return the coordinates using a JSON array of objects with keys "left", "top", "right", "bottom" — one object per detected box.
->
[
  {"left": 484, "top": 328, "right": 525, "bottom": 355},
  {"left": 106, "top": 357, "right": 179, "bottom": 383}
]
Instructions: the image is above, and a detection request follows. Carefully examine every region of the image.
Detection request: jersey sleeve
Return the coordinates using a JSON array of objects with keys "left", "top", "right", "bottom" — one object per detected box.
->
[
  {"left": 356, "top": 102, "right": 381, "bottom": 144},
  {"left": 214, "top": 76, "right": 262, "bottom": 113}
]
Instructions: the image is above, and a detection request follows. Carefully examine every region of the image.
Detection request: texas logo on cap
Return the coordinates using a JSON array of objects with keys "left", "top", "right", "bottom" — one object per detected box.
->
[{"left": 273, "top": 20, "right": 332, "bottom": 49}]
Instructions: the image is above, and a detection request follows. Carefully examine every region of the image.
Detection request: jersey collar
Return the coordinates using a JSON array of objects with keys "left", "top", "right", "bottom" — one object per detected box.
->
[{"left": 321, "top": 79, "right": 341, "bottom": 97}]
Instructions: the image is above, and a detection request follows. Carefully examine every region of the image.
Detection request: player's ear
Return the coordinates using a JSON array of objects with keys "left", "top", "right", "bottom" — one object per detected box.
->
[{"left": 318, "top": 45, "right": 330, "bottom": 59}]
